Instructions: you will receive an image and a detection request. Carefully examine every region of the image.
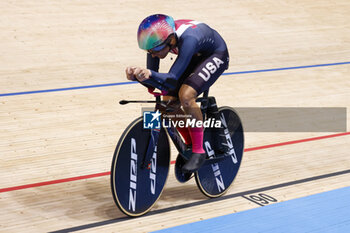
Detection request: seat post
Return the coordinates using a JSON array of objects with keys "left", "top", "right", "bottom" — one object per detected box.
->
[
  {"left": 199, "top": 89, "right": 210, "bottom": 118},
  {"left": 202, "top": 89, "right": 209, "bottom": 99}
]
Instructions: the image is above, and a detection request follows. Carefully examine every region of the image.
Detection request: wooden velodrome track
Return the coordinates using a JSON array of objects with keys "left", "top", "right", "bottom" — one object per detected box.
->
[{"left": 1, "top": 0, "right": 349, "bottom": 232}]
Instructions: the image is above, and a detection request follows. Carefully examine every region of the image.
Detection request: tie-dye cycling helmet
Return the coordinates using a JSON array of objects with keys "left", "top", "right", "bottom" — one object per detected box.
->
[{"left": 137, "top": 14, "right": 176, "bottom": 51}]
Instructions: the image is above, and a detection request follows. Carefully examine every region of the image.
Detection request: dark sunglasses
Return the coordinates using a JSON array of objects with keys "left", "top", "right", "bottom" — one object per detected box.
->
[{"left": 148, "top": 42, "right": 168, "bottom": 54}]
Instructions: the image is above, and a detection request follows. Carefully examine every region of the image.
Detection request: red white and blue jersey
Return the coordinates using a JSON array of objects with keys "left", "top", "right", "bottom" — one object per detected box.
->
[{"left": 146, "top": 19, "right": 228, "bottom": 83}]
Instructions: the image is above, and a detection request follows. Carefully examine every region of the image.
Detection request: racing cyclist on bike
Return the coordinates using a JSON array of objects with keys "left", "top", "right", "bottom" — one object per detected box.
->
[{"left": 126, "top": 14, "right": 229, "bottom": 173}]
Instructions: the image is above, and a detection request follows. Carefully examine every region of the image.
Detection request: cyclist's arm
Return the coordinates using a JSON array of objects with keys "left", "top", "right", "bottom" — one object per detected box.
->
[
  {"left": 149, "top": 36, "right": 198, "bottom": 83},
  {"left": 147, "top": 53, "right": 160, "bottom": 71},
  {"left": 139, "top": 53, "right": 161, "bottom": 89}
]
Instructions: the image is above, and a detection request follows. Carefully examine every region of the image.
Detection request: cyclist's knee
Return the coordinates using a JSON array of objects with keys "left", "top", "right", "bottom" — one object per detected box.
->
[
  {"left": 179, "top": 95, "right": 195, "bottom": 108},
  {"left": 179, "top": 86, "right": 197, "bottom": 108}
]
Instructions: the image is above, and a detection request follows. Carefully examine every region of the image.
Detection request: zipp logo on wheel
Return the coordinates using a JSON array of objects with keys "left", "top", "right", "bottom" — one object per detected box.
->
[
  {"left": 204, "top": 141, "right": 225, "bottom": 192},
  {"left": 220, "top": 113, "right": 238, "bottom": 164},
  {"left": 150, "top": 146, "right": 157, "bottom": 195},
  {"left": 129, "top": 138, "right": 137, "bottom": 211}
]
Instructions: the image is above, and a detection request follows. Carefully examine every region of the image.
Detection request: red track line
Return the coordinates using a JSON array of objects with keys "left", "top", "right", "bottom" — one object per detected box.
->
[
  {"left": 245, "top": 132, "right": 350, "bottom": 152},
  {"left": 0, "top": 172, "right": 110, "bottom": 193},
  {"left": 0, "top": 132, "right": 349, "bottom": 193}
]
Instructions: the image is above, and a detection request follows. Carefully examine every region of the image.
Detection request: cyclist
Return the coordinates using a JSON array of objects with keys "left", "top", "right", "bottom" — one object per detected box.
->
[{"left": 126, "top": 14, "right": 229, "bottom": 173}]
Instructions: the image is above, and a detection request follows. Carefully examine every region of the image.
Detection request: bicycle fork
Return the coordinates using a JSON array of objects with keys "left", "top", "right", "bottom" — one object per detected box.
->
[{"left": 140, "top": 128, "right": 160, "bottom": 170}]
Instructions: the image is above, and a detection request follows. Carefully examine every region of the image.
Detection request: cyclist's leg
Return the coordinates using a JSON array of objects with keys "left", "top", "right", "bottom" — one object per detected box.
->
[
  {"left": 178, "top": 85, "right": 204, "bottom": 152},
  {"left": 179, "top": 51, "right": 229, "bottom": 172},
  {"left": 161, "top": 54, "right": 205, "bottom": 146},
  {"left": 178, "top": 84, "right": 206, "bottom": 172}
]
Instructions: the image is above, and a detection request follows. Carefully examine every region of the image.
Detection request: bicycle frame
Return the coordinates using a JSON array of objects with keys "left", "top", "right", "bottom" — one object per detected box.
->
[{"left": 140, "top": 90, "right": 212, "bottom": 169}]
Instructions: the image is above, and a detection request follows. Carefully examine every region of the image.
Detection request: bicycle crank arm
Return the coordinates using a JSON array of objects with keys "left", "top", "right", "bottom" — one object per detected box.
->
[{"left": 203, "top": 153, "right": 232, "bottom": 165}]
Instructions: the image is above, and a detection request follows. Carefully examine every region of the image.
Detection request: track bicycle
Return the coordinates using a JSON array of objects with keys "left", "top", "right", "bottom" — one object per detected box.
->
[{"left": 110, "top": 78, "right": 244, "bottom": 217}]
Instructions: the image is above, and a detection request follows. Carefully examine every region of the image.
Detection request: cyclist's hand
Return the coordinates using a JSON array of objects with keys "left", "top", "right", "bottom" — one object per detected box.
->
[
  {"left": 134, "top": 67, "right": 151, "bottom": 82},
  {"left": 126, "top": 66, "right": 137, "bottom": 81}
]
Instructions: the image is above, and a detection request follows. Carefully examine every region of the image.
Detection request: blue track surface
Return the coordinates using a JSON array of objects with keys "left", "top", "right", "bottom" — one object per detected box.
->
[{"left": 152, "top": 186, "right": 350, "bottom": 233}]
